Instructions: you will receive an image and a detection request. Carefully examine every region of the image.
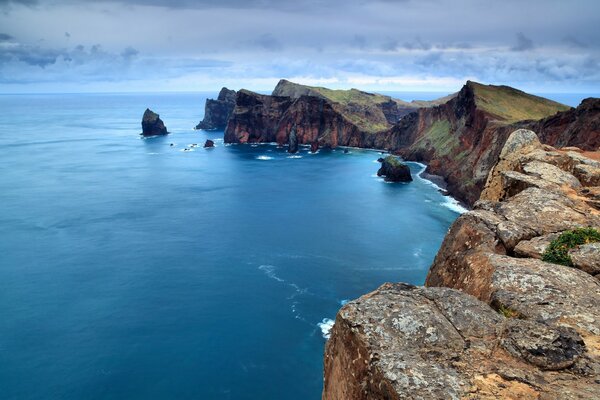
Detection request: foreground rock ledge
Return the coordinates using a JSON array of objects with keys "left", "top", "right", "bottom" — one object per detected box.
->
[
  {"left": 323, "top": 130, "right": 600, "bottom": 400},
  {"left": 323, "top": 283, "right": 599, "bottom": 400}
]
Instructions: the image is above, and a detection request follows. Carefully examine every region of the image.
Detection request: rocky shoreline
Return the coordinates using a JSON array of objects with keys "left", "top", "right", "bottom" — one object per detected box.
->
[{"left": 322, "top": 130, "right": 600, "bottom": 399}]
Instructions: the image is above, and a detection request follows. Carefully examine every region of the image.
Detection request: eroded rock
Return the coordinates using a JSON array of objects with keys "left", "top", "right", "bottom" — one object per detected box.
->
[{"left": 141, "top": 108, "right": 168, "bottom": 136}]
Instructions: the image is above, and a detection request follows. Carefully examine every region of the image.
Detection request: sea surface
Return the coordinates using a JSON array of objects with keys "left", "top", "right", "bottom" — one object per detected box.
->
[{"left": 0, "top": 90, "right": 588, "bottom": 400}]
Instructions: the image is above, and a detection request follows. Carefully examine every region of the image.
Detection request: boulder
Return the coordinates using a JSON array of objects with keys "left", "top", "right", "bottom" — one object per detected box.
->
[
  {"left": 141, "top": 108, "right": 168, "bottom": 136},
  {"left": 377, "top": 156, "right": 412, "bottom": 182},
  {"left": 569, "top": 243, "right": 600, "bottom": 275}
]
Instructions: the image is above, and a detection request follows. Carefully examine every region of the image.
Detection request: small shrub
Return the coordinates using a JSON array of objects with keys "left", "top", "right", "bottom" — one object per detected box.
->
[
  {"left": 542, "top": 227, "right": 600, "bottom": 266},
  {"left": 498, "top": 304, "right": 519, "bottom": 319}
]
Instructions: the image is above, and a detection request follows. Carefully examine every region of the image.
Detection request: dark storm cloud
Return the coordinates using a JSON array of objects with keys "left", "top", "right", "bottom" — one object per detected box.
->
[
  {"left": 512, "top": 32, "right": 534, "bottom": 52},
  {"left": 0, "top": 0, "right": 599, "bottom": 91}
]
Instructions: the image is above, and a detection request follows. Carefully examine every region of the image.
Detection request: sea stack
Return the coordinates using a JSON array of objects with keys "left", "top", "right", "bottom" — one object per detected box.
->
[
  {"left": 377, "top": 156, "right": 412, "bottom": 182},
  {"left": 288, "top": 125, "right": 298, "bottom": 154},
  {"left": 141, "top": 108, "right": 168, "bottom": 136},
  {"left": 204, "top": 139, "right": 215, "bottom": 148},
  {"left": 196, "top": 87, "right": 237, "bottom": 130}
]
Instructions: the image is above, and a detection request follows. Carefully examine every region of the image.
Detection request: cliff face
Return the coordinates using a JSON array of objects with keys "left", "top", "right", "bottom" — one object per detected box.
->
[
  {"left": 323, "top": 130, "right": 600, "bottom": 399},
  {"left": 196, "top": 87, "right": 236, "bottom": 130},
  {"left": 226, "top": 80, "right": 589, "bottom": 206}
]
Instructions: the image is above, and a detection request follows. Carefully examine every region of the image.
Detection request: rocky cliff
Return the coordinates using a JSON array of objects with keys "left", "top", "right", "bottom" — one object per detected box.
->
[
  {"left": 196, "top": 87, "right": 236, "bottom": 130},
  {"left": 323, "top": 130, "right": 600, "bottom": 399},
  {"left": 225, "top": 80, "right": 590, "bottom": 206}
]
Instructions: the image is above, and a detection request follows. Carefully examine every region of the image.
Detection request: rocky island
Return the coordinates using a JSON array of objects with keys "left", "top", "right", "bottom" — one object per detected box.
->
[
  {"left": 141, "top": 108, "right": 168, "bottom": 136},
  {"left": 377, "top": 156, "right": 412, "bottom": 182}
]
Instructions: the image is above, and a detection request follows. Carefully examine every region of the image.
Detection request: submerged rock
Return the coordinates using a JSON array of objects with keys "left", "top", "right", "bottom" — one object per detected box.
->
[
  {"left": 377, "top": 156, "right": 412, "bottom": 182},
  {"left": 204, "top": 139, "right": 215, "bottom": 148},
  {"left": 141, "top": 108, "right": 168, "bottom": 136}
]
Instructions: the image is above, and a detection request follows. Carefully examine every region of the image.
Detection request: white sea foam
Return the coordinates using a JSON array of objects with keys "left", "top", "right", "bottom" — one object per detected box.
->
[
  {"left": 413, "top": 162, "right": 468, "bottom": 214},
  {"left": 256, "top": 155, "right": 273, "bottom": 160},
  {"left": 258, "top": 265, "right": 284, "bottom": 282},
  {"left": 287, "top": 155, "right": 303, "bottom": 159},
  {"left": 318, "top": 318, "right": 335, "bottom": 339},
  {"left": 251, "top": 144, "right": 258, "bottom": 147},
  {"left": 340, "top": 299, "right": 349, "bottom": 306}
]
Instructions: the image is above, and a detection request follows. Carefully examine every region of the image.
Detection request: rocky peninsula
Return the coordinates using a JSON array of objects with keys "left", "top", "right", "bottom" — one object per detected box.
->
[{"left": 196, "top": 87, "right": 236, "bottom": 130}]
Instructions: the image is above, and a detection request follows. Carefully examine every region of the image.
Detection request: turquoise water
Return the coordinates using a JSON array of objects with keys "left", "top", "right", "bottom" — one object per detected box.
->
[{"left": 0, "top": 93, "right": 462, "bottom": 399}]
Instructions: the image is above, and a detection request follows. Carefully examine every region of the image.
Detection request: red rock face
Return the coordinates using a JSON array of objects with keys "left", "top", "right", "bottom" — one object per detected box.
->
[
  {"left": 225, "top": 85, "right": 599, "bottom": 206},
  {"left": 525, "top": 98, "right": 600, "bottom": 150}
]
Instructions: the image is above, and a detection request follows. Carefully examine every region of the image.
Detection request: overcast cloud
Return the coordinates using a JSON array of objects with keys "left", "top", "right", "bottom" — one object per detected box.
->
[{"left": 0, "top": 0, "right": 598, "bottom": 93}]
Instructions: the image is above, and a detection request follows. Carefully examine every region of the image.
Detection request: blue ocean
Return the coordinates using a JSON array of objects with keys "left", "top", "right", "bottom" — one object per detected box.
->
[{"left": 0, "top": 91, "right": 587, "bottom": 399}]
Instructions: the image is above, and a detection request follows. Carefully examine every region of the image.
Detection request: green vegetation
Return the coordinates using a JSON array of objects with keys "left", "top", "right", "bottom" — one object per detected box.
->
[
  {"left": 468, "top": 81, "right": 570, "bottom": 123},
  {"left": 498, "top": 304, "right": 520, "bottom": 319},
  {"left": 412, "top": 120, "right": 458, "bottom": 158},
  {"left": 542, "top": 227, "right": 600, "bottom": 266},
  {"left": 383, "top": 155, "right": 403, "bottom": 167}
]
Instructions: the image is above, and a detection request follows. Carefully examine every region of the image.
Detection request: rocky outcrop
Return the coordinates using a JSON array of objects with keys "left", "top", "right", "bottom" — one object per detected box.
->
[
  {"left": 323, "top": 130, "right": 600, "bottom": 400},
  {"left": 141, "top": 108, "right": 168, "bottom": 136},
  {"left": 196, "top": 87, "right": 236, "bottom": 130},
  {"left": 377, "top": 156, "right": 412, "bottom": 182},
  {"left": 226, "top": 81, "right": 588, "bottom": 205},
  {"left": 204, "top": 139, "right": 214, "bottom": 148},
  {"left": 324, "top": 283, "right": 599, "bottom": 400}
]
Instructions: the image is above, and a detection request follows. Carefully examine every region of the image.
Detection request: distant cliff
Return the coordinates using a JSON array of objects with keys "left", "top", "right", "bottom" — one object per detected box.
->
[
  {"left": 224, "top": 80, "right": 597, "bottom": 206},
  {"left": 196, "top": 87, "right": 236, "bottom": 130},
  {"left": 323, "top": 130, "right": 600, "bottom": 399}
]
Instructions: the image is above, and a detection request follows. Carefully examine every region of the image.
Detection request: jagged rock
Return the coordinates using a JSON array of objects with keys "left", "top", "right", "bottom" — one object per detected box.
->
[
  {"left": 323, "top": 283, "right": 600, "bottom": 400},
  {"left": 500, "top": 319, "right": 585, "bottom": 370},
  {"left": 288, "top": 125, "right": 298, "bottom": 153},
  {"left": 481, "top": 129, "right": 543, "bottom": 201},
  {"left": 514, "top": 233, "right": 560, "bottom": 259},
  {"left": 204, "top": 139, "right": 214, "bottom": 148},
  {"left": 310, "top": 141, "right": 319, "bottom": 153},
  {"left": 574, "top": 164, "right": 600, "bottom": 187},
  {"left": 377, "top": 156, "right": 412, "bottom": 182},
  {"left": 196, "top": 87, "right": 236, "bottom": 130},
  {"left": 569, "top": 243, "right": 600, "bottom": 275},
  {"left": 141, "top": 108, "right": 168, "bottom": 136}
]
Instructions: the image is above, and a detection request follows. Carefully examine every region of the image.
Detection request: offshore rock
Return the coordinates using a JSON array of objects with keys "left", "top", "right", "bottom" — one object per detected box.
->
[
  {"left": 376, "top": 156, "right": 412, "bottom": 182},
  {"left": 288, "top": 125, "right": 298, "bottom": 153},
  {"left": 196, "top": 87, "right": 236, "bottom": 130},
  {"left": 204, "top": 139, "right": 214, "bottom": 148},
  {"left": 141, "top": 108, "right": 168, "bottom": 136}
]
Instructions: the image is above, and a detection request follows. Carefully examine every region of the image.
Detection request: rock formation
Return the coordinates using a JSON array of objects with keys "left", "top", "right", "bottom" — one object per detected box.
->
[
  {"left": 225, "top": 80, "right": 592, "bottom": 205},
  {"left": 288, "top": 125, "right": 298, "bottom": 153},
  {"left": 377, "top": 156, "right": 412, "bottom": 182},
  {"left": 141, "top": 108, "right": 168, "bottom": 136},
  {"left": 196, "top": 87, "right": 236, "bottom": 130},
  {"left": 323, "top": 130, "right": 600, "bottom": 400},
  {"left": 204, "top": 139, "right": 214, "bottom": 148}
]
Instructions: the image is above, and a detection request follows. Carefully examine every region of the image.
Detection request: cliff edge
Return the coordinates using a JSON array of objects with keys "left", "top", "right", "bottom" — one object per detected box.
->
[{"left": 323, "top": 129, "right": 600, "bottom": 399}]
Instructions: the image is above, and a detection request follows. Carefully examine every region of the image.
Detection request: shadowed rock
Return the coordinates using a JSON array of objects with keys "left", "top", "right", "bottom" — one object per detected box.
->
[
  {"left": 141, "top": 108, "right": 168, "bottom": 136},
  {"left": 377, "top": 156, "right": 412, "bottom": 182},
  {"left": 204, "top": 139, "right": 215, "bottom": 148},
  {"left": 196, "top": 87, "right": 236, "bottom": 130}
]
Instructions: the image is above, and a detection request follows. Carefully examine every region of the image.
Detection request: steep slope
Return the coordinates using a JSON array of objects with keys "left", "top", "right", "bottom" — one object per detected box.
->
[
  {"left": 196, "top": 87, "right": 236, "bottom": 130},
  {"left": 323, "top": 130, "right": 600, "bottom": 400}
]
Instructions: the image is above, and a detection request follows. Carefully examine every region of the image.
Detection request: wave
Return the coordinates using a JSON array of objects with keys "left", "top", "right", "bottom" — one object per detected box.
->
[
  {"left": 256, "top": 155, "right": 273, "bottom": 160},
  {"left": 412, "top": 162, "right": 468, "bottom": 214},
  {"left": 317, "top": 318, "right": 335, "bottom": 339},
  {"left": 287, "top": 155, "right": 303, "bottom": 159}
]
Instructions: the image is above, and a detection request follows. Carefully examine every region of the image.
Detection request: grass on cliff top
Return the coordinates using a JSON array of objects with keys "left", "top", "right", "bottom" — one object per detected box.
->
[
  {"left": 411, "top": 120, "right": 458, "bottom": 158},
  {"left": 469, "top": 81, "right": 570, "bottom": 123},
  {"left": 542, "top": 227, "right": 600, "bottom": 266}
]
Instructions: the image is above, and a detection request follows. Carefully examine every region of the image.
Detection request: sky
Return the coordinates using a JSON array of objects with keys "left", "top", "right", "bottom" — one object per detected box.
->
[{"left": 0, "top": 0, "right": 599, "bottom": 94}]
